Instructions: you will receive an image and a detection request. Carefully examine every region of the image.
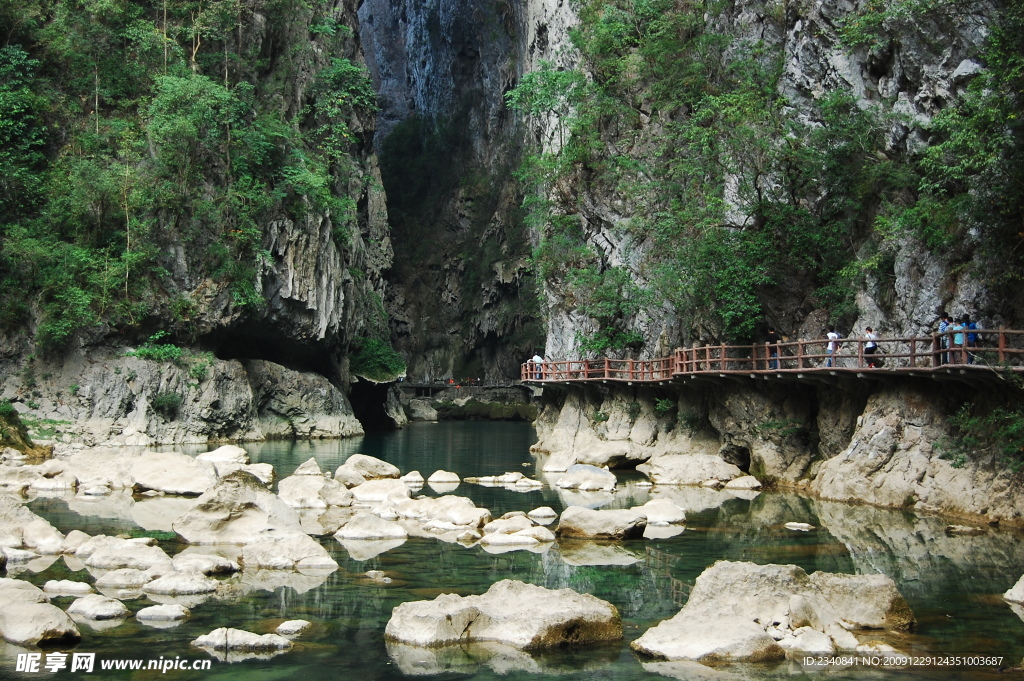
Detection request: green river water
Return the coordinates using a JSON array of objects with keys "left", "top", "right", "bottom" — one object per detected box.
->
[{"left": 3, "top": 421, "right": 1024, "bottom": 680}]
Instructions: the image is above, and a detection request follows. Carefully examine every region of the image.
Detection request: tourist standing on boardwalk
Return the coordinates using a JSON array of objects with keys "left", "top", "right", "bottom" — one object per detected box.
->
[
  {"left": 949, "top": 317, "right": 966, "bottom": 363},
  {"left": 964, "top": 315, "right": 979, "bottom": 364},
  {"left": 864, "top": 327, "right": 879, "bottom": 367},
  {"left": 531, "top": 353, "right": 543, "bottom": 380},
  {"left": 766, "top": 328, "right": 781, "bottom": 370},
  {"left": 938, "top": 311, "right": 951, "bottom": 364},
  {"left": 826, "top": 326, "right": 841, "bottom": 367}
]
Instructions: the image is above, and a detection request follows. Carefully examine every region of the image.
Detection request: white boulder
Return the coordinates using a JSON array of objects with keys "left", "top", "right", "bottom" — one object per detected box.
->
[
  {"left": 240, "top": 533, "right": 338, "bottom": 571},
  {"left": 637, "top": 454, "right": 744, "bottom": 486},
  {"left": 171, "top": 471, "right": 303, "bottom": 544},
  {"left": 555, "top": 464, "right": 617, "bottom": 491},
  {"left": 385, "top": 579, "right": 622, "bottom": 649},
  {"left": 131, "top": 451, "right": 218, "bottom": 495},
  {"left": 43, "top": 580, "right": 94, "bottom": 596},
  {"left": 172, "top": 552, "right": 240, "bottom": 575},
  {"left": 724, "top": 476, "right": 762, "bottom": 490},
  {"left": 137, "top": 604, "right": 190, "bottom": 622},
  {"left": 335, "top": 513, "right": 408, "bottom": 540},
  {"left": 349, "top": 479, "right": 412, "bottom": 504},
  {"left": 276, "top": 619, "right": 312, "bottom": 636},
  {"left": 278, "top": 472, "right": 352, "bottom": 509},
  {"left": 76, "top": 535, "right": 174, "bottom": 572},
  {"left": 631, "top": 499, "right": 686, "bottom": 525},
  {"left": 67, "top": 594, "right": 130, "bottom": 620},
  {"left": 427, "top": 470, "right": 460, "bottom": 484},
  {"left": 336, "top": 454, "right": 401, "bottom": 486},
  {"left": 192, "top": 627, "right": 292, "bottom": 651},
  {"left": 143, "top": 572, "right": 220, "bottom": 595},
  {"left": 555, "top": 507, "right": 647, "bottom": 539}
]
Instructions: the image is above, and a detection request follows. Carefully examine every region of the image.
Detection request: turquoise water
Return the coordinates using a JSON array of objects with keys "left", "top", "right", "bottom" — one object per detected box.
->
[{"left": 6, "top": 422, "right": 1024, "bottom": 680}]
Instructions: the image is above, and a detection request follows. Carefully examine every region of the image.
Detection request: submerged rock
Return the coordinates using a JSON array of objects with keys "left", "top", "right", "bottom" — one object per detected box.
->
[
  {"left": 385, "top": 579, "right": 622, "bottom": 649},
  {"left": 555, "top": 506, "right": 646, "bottom": 540},
  {"left": 631, "top": 561, "right": 915, "bottom": 662}
]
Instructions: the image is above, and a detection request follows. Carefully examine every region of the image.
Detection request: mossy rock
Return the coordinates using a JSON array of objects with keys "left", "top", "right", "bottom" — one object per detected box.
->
[{"left": 0, "top": 408, "right": 50, "bottom": 457}]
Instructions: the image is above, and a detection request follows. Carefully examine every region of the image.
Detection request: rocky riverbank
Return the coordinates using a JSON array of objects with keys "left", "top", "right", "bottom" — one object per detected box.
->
[{"left": 531, "top": 380, "right": 1024, "bottom": 525}]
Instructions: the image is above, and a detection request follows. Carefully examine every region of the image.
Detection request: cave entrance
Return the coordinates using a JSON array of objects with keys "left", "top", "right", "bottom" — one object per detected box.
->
[
  {"left": 350, "top": 379, "right": 398, "bottom": 431},
  {"left": 720, "top": 443, "right": 751, "bottom": 473}
]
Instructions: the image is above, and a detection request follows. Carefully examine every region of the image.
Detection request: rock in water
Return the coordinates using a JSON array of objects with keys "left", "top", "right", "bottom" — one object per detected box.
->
[
  {"left": 335, "top": 454, "right": 401, "bottom": 486},
  {"left": 1005, "top": 574, "right": 1024, "bottom": 604},
  {"left": 335, "top": 513, "right": 408, "bottom": 540},
  {"left": 136, "top": 604, "right": 190, "bottom": 622},
  {"left": 0, "top": 578, "right": 80, "bottom": 646},
  {"left": 131, "top": 451, "right": 218, "bottom": 495},
  {"left": 192, "top": 627, "right": 292, "bottom": 651},
  {"left": 555, "top": 507, "right": 647, "bottom": 539},
  {"left": 636, "top": 454, "right": 744, "bottom": 486},
  {"left": 631, "top": 561, "right": 915, "bottom": 662},
  {"left": 555, "top": 464, "right": 617, "bottom": 491},
  {"left": 171, "top": 471, "right": 302, "bottom": 544},
  {"left": 67, "top": 594, "right": 130, "bottom": 620},
  {"left": 240, "top": 533, "right": 338, "bottom": 570},
  {"left": 385, "top": 579, "right": 621, "bottom": 649}
]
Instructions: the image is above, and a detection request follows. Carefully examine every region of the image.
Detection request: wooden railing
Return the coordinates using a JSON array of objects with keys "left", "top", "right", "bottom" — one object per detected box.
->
[{"left": 521, "top": 329, "right": 1024, "bottom": 382}]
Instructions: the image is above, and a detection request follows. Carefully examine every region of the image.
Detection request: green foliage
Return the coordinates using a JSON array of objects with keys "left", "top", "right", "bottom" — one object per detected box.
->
[
  {"left": 151, "top": 391, "right": 183, "bottom": 417},
  {"left": 943, "top": 402, "right": 1024, "bottom": 472},
  {"left": 592, "top": 410, "right": 610, "bottom": 423},
  {"left": 0, "top": 401, "right": 14, "bottom": 417},
  {"left": 348, "top": 337, "right": 406, "bottom": 382},
  {"left": 653, "top": 398, "right": 675, "bottom": 416},
  {"left": 127, "top": 331, "right": 184, "bottom": 362},
  {"left": 0, "top": 0, "right": 374, "bottom": 347},
  {"left": 757, "top": 418, "right": 808, "bottom": 439}
]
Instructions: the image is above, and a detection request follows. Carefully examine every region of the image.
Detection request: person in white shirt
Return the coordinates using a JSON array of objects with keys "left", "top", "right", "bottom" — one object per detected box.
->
[
  {"left": 826, "top": 326, "right": 841, "bottom": 368},
  {"left": 864, "top": 327, "right": 879, "bottom": 367},
  {"left": 531, "top": 353, "right": 544, "bottom": 380}
]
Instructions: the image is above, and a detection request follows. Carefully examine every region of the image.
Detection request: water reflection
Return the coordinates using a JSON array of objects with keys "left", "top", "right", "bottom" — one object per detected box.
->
[{"left": 3, "top": 422, "right": 1023, "bottom": 680}]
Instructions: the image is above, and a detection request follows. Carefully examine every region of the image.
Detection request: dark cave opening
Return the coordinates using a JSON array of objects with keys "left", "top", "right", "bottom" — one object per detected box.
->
[
  {"left": 204, "top": 323, "right": 337, "bottom": 380},
  {"left": 349, "top": 379, "right": 398, "bottom": 431},
  {"left": 720, "top": 443, "right": 752, "bottom": 473}
]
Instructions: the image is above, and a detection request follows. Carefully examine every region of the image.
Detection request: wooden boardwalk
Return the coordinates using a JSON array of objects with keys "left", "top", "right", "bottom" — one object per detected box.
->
[{"left": 522, "top": 329, "right": 1024, "bottom": 386}]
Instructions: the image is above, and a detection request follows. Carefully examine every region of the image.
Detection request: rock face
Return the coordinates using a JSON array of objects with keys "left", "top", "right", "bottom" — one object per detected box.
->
[
  {"left": 631, "top": 561, "right": 914, "bottom": 661},
  {"left": 172, "top": 471, "right": 303, "bottom": 544},
  {"left": 555, "top": 507, "right": 647, "bottom": 540},
  {"left": 385, "top": 579, "right": 622, "bottom": 650}
]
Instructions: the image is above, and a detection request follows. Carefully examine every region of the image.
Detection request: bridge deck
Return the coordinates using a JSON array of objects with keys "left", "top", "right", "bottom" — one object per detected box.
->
[{"left": 522, "top": 329, "right": 1024, "bottom": 385}]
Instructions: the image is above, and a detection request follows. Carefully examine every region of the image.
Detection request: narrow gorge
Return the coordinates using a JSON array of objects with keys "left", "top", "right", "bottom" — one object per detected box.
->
[{"left": 4, "top": 0, "right": 1023, "bottom": 525}]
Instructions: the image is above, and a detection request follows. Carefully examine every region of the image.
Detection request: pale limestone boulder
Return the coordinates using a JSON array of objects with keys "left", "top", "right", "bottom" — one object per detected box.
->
[
  {"left": 478, "top": 527, "right": 555, "bottom": 546},
  {"left": 350, "top": 479, "right": 412, "bottom": 504},
  {"left": 64, "top": 448, "right": 138, "bottom": 489},
  {"left": 240, "top": 533, "right": 338, "bottom": 570},
  {"left": 136, "top": 604, "right": 189, "bottom": 622},
  {"left": 0, "top": 578, "right": 49, "bottom": 605},
  {"left": 630, "top": 561, "right": 914, "bottom": 661},
  {"left": 408, "top": 399, "right": 438, "bottom": 421},
  {"left": 61, "top": 529, "right": 91, "bottom": 554},
  {"left": 1004, "top": 574, "right": 1024, "bottom": 603},
  {"left": 76, "top": 535, "right": 174, "bottom": 572},
  {"left": 0, "top": 495, "right": 65, "bottom": 553},
  {"left": 527, "top": 507, "right": 558, "bottom": 521},
  {"left": 196, "top": 445, "right": 249, "bottom": 466},
  {"left": 0, "top": 465, "right": 42, "bottom": 493},
  {"left": 637, "top": 454, "right": 744, "bottom": 486},
  {"left": 556, "top": 507, "right": 647, "bottom": 540},
  {"left": 43, "top": 580, "right": 94, "bottom": 596},
  {"left": 482, "top": 516, "right": 534, "bottom": 535},
  {"left": 278, "top": 472, "right": 352, "bottom": 509},
  {"left": 276, "top": 619, "right": 311, "bottom": 636},
  {"left": 724, "top": 476, "right": 763, "bottom": 490},
  {"left": 94, "top": 569, "right": 155, "bottom": 589},
  {"left": 292, "top": 457, "right": 324, "bottom": 476},
  {"left": 336, "top": 454, "right": 400, "bottom": 487},
  {"left": 335, "top": 513, "right": 408, "bottom": 540},
  {"left": 171, "top": 471, "right": 303, "bottom": 544},
  {"left": 555, "top": 464, "right": 617, "bottom": 491},
  {"left": 130, "top": 451, "right": 218, "bottom": 495},
  {"left": 784, "top": 522, "right": 814, "bottom": 531},
  {"left": 394, "top": 496, "right": 491, "bottom": 528},
  {"left": 171, "top": 553, "right": 239, "bottom": 575},
  {"left": 144, "top": 572, "right": 219, "bottom": 595},
  {"left": 192, "top": 627, "right": 293, "bottom": 651},
  {"left": 400, "top": 470, "right": 424, "bottom": 484},
  {"left": 633, "top": 614, "right": 784, "bottom": 662},
  {"left": 385, "top": 579, "right": 622, "bottom": 649},
  {"left": 631, "top": 499, "right": 686, "bottom": 525},
  {"left": 427, "top": 470, "right": 460, "bottom": 484},
  {"left": 0, "top": 602, "right": 81, "bottom": 645},
  {"left": 67, "top": 594, "right": 130, "bottom": 620}
]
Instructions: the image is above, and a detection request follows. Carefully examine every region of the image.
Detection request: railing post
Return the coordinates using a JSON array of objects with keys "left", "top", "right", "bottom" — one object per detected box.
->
[
  {"left": 752, "top": 344, "right": 759, "bottom": 371},
  {"left": 797, "top": 340, "right": 804, "bottom": 369},
  {"left": 999, "top": 327, "right": 1006, "bottom": 363},
  {"left": 720, "top": 343, "right": 726, "bottom": 371},
  {"left": 910, "top": 338, "right": 916, "bottom": 368},
  {"left": 604, "top": 357, "right": 610, "bottom": 379},
  {"left": 629, "top": 359, "right": 635, "bottom": 381},
  {"left": 705, "top": 345, "right": 711, "bottom": 372},
  {"left": 931, "top": 333, "right": 938, "bottom": 367},
  {"left": 857, "top": 339, "right": 863, "bottom": 368}
]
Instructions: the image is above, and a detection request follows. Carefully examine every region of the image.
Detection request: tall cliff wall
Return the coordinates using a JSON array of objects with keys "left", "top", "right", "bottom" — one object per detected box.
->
[{"left": 358, "top": 0, "right": 543, "bottom": 382}]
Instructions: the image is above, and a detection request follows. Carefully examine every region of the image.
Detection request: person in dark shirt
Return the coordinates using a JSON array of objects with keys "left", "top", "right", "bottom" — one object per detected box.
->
[{"left": 766, "top": 328, "right": 781, "bottom": 370}]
